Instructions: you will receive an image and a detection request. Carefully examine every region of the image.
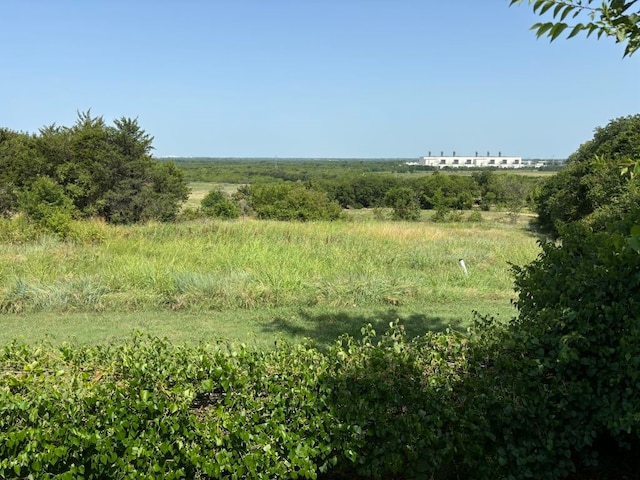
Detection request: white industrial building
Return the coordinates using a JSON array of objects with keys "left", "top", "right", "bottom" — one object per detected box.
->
[{"left": 418, "top": 152, "right": 523, "bottom": 169}]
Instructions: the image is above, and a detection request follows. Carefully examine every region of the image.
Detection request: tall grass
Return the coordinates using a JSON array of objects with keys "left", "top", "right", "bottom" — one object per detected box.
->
[{"left": 0, "top": 217, "right": 540, "bottom": 315}]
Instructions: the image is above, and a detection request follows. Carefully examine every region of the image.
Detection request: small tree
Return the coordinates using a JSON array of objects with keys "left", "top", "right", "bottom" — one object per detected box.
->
[
  {"left": 384, "top": 186, "right": 421, "bottom": 221},
  {"left": 201, "top": 189, "right": 240, "bottom": 219},
  {"left": 243, "top": 183, "right": 343, "bottom": 221}
]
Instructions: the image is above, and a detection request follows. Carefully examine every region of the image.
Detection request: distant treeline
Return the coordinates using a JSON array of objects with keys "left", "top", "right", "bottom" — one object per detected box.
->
[
  {"left": 310, "top": 171, "right": 541, "bottom": 211},
  {"left": 166, "top": 158, "right": 545, "bottom": 212},
  {"left": 162, "top": 157, "right": 423, "bottom": 183},
  {"left": 162, "top": 157, "right": 561, "bottom": 184}
]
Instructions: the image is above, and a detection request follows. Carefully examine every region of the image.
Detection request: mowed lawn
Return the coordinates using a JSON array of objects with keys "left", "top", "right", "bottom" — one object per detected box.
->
[{"left": 0, "top": 215, "right": 540, "bottom": 348}]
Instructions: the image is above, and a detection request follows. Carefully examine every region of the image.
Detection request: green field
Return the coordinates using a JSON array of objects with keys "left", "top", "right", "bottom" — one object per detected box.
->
[{"left": 0, "top": 214, "right": 540, "bottom": 347}]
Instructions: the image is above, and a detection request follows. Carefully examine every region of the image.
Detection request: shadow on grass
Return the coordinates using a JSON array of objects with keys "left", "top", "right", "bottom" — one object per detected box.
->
[{"left": 261, "top": 308, "right": 466, "bottom": 350}]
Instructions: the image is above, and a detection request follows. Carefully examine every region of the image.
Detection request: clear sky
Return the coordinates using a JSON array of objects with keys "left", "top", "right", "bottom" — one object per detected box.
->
[{"left": 2, "top": 1, "right": 639, "bottom": 159}]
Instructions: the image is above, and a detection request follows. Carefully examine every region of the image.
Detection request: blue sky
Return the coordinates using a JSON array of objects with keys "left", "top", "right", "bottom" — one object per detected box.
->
[{"left": 2, "top": 1, "right": 639, "bottom": 159}]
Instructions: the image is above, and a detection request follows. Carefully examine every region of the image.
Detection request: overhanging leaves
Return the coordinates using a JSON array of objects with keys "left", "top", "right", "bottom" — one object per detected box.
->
[{"left": 510, "top": 0, "right": 640, "bottom": 56}]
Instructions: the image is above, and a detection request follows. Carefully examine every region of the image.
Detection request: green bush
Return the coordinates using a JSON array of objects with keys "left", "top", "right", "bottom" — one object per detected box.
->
[
  {"left": 2, "top": 301, "right": 637, "bottom": 479},
  {"left": 0, "top": 113, "right": 189, "bottom": 225},
  {"left": 241, "top": 183, "right": 343, "bottom": 221},
  {"left": 384, "top": 186, "right": 421, "bottom": 221},
  {"left": 18, "top": 176, "right": 77, "bottom": 238},
  {"left": 0, "top": 215, "right": 40, "bottom": 243},
  {"left": 483, "top": 220, "right": 640, "bottom": 477},
  {"left": 324, "top": 324, "right": 484, "bottom": 479},
  {"left": 0, "top": 335, "right": 336, "bottom": 479},
  {"left": 431, "top": 206, "right": 464, "bottom": 223},
  {"left": 0, "top": 327, "right": 493, "bottom": 479},
  {"left": 176, "top": 206, "right": 202, "bottom": 222},
  {"left": 415, "top": 172, "right": 479, "bottom": 210},
  {"left": 0, "top": 185, "right": 18, "bottom": 218},
  {"left": 201, "top": 189, "right": 240, "bottom": 219},
  {"left": 430, "top": 205, "right": 452, "bottom": 223}
]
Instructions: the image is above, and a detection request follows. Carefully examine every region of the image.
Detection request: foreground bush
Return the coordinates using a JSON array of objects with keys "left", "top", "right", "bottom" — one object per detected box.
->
[
  {"left": 457, "top": 214, "right": 640, "bottom": 479},
  {"left": 0, "top": 327, "right": 492, "bottom": 479},
  {"left": 1, "top": 313, "right": 638, "bottom": 479},
  {"left": 504, "top": 222, "right": 640, "bottom": 477}
]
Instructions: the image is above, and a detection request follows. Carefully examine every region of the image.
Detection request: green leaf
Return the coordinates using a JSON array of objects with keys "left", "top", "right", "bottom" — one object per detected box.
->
[
  {"left": 201, "top": 378, "right": 214, "bottom": 391},
  {"left": 587, "top": 23, "right": 600, "bottom": 37},
  {"left": 627, "top": 235, "right": 640, "bottom": 253},
  {"left": 553, "top": 3, "right": 564, "bottom": 17},
  {"left": 560, "top": 5, "right": 575, "bottom": 21},
  {"left": 539, "top": 1, "right": 555, "bottom": 15},
  {"left": 567, "top": 23, "right": 585, "bottom": 38},
  {"left": 550, "top": 22, "right": 569, "bottom": 40},
  {"left": 533, "top": 0, "right": 546, "bottom": 14},
  {"left": 533, "top": 22, "right": 555, "bottom": 38}
]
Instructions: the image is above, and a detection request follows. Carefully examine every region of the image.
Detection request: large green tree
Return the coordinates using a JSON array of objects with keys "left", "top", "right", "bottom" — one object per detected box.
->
[
  {"left": 0, "top": 112, "right": 189, "bottom": 224},
  {"left": 534, "top": 114, "right": 640, "bottom": 235},
  {"left": 510, "top": 0, "right": 640, "bottom": 57}
]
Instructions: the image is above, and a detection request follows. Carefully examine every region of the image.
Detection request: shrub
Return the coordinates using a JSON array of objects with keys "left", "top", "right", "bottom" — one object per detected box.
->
[
  {"left": 241, "top": 183, "right": 343, "bottom": 221},
  {"left": 176, "top": 206, "right": 202, "bottom": 222},
  {"left": 431, "top": 205, "right": 452, "bottom": 223},
  {"left": 431, "top": 206, "right": 463, "bottom": 223},
  {"left": 0, "top": 327, "right": 490, "bottom": 479},
  {"left": 0, "top": 335, "right": 336, "bottom": 479},
  {"left": 1, "top": 114, "right": 189, "bottom": 225},
  {"left": 494, "top": 220, "right": 640, "bottom": 476},
  {"left": 18, "top": 176, "right": 77, "bottom": 238},
  {"left": 384, "top": 186, "right": 421, "bottom": 221},
  {"left": 201, "top": 189, "right": 240, "bottom": 219},
  {"left": 0, "top": 185, "right": 18, "bottom": 218},
  {"left": 0, "top": 215, "right": 40, "bottom": 243}
]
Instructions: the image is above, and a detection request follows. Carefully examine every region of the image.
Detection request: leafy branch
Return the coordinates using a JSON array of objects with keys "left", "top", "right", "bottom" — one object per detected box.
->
[{"left": 510, "top": 0, "right": 640, "bottom": 56}]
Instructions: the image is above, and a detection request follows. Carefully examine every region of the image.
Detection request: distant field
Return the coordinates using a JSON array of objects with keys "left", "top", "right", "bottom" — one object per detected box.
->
[
  {"left": 184, "top": 182, "right": 240, "bottom": 209},
  {"left": 0, "top": 217, "right": 540, "bottom": 347},
  {"left": 165, "top": 157, "right": 561, "bottom": 184}
]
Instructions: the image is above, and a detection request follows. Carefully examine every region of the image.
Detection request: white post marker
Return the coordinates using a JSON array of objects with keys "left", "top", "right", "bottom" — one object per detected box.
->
[{"left": 459, "top": 259, "right": 468, "bottom": 275}]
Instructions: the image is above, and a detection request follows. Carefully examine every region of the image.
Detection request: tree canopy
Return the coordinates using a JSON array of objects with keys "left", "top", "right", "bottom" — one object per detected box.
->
[
  {"left": 534, "top": 114, "right": 640, "bottom": 235},
  {"left": 0, "top": 112, "right": 189, "bottom": 227},
  {"left": 510, "top": 0, "right": 640, "bottom": 57}
]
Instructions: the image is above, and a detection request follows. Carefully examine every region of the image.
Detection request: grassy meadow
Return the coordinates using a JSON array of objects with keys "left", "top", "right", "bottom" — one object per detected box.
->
[{"left": 0, "top": 213, "right": 540, "bottom": 348}]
